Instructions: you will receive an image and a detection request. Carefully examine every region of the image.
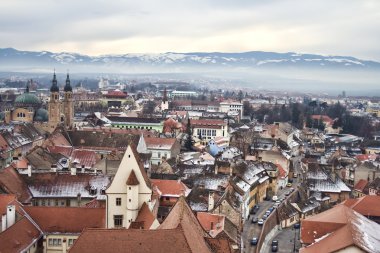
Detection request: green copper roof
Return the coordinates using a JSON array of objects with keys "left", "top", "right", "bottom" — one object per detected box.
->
[
  {"left": 35, "top": 108, "right": 48, "bottom": 122},
  {"left": 15, "top": 93, "right": 41, "bottom": 106}
]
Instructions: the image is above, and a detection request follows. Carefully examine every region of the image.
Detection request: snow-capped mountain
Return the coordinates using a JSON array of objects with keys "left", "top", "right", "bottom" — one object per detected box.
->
[{"left": 0, "top": 47, "right": 379, "bottom": 73}]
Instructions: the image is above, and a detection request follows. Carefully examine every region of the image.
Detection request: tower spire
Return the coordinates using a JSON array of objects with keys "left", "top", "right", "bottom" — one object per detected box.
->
[
  {"left": 50, "top": 70, "right": 59, "bottom": 92},
  {"left": 163, "top": 86, "right": 168, "bottom": 102},
  {"left": 64, "top": 70, "right": 72, "bottom": 92}
]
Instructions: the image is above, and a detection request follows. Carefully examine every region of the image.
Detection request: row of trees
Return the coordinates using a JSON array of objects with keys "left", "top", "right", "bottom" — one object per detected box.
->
[{"left": 249, "top": 101, "right": 378, "bottom": 139}]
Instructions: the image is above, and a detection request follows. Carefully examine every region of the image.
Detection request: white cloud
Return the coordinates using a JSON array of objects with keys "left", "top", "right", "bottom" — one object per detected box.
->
[{"left": 0, "top": 0, "right": 379, "bottom": 60}]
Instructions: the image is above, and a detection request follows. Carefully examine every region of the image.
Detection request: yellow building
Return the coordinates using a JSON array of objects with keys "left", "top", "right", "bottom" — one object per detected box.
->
[{"left": 4, "top": 83, "right": 48, "bottom": 124}]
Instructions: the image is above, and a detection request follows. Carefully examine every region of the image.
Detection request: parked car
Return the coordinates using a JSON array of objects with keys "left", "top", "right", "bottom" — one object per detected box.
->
[
  {"left": 252, "top": 217, "right": 258, "bottom": 223},
  {"left": 293, "top": 173, "right": 298, "bottom": 178},
  {"left": 268, "top": 207, "right": 274, "bottom": 212},
  {"left": 285, "top": 191, "right": 291, "bottom": 196},
  {"left": 262, "top": 214, "right": 268, "bottom": 220},
  {"left": 288, "top": 178, "right": 293, "bottom": 183},
  {"left": 265, "top": 210, "right": 271, "bottom": 216},
  {"left": 251, "top": 237, "right": 259, "bottom": 246},
  {"left": 271, "top": 240, "right": 279, "bottom": 252},
  {"left": 294, "top": 223, "right": 300, "bottom": 229},
  {"left": 258, "top": 219, "right": 264, "bottom": 226},
  {"left": 286, "top": 182, "right": 292, "bottom": 187},
  {"left": 272, "top": 195, "right": 278, "bottom": 202}
]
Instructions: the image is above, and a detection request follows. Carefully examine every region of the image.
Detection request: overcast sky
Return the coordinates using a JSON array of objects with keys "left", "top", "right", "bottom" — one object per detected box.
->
[{"left": 1, "top": 0, "right": 380, "bottom": 60}]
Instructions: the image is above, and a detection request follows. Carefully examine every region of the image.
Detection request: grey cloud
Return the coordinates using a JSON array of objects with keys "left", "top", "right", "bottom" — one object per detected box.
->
[{"left": 0, "top": 0, "right": 379, "bottom": 60}]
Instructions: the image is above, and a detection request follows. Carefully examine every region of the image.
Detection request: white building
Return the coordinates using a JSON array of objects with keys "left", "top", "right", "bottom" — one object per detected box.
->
[
  {"left": 219, "top": 101, "right": 243, "bottom": 118},
  {"left": 170, "top": 90, "right": 198, "bottom": 98},
  {"left": 106, "top": 145, "right": 154, "bottom": 229},
  {"left": 137, "top": 135, "right": 181, "bottom": 165},
  {"left": 191, "top": 119, "right": 229, "bottom": 143}
]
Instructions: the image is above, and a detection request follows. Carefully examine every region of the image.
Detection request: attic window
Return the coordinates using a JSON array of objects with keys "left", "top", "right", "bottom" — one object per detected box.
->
[
  {"left": 128, "top": 155, "right": 131, "bottom": 158},
  {"left": 90, "top": 185, "right": 97, "bottom": 195}
]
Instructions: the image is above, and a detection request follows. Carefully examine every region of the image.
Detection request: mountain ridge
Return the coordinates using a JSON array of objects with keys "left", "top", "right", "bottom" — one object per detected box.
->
[{"left": 1, "top": 47, "right": 380, "bottom": 73}]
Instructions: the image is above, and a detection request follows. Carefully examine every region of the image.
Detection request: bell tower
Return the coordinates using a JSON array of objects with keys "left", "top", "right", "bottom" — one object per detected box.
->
[
  {"left": 48, "top": 71, "right": 61, "bottom": 131},
  {"left": 63, "top": 72, "right": 74, "bottom": 128},
  {"left": 161, "top": 86, "right": 169, "bottom": 111}
]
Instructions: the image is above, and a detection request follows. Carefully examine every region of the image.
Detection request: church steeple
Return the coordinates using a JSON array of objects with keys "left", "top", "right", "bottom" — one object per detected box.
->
[
  {"left": 64, "top": 72, "right": 73, "bottom": 92},
  {"left": 50, "top": 71, "right": 59, "bottom": 92},
  {"left": 25, "top": 83, "right": 30, "bottom": 93},
  {"left": 163, "top": 86, "right": 168, "bottom": 102}
]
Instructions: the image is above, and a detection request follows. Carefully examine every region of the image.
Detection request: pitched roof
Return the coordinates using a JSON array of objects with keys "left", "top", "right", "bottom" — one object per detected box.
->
[
  {"left": 0, "top": 194, "right": 16, "bottom": 215},
  {"left": 300, "top": 206, "right": 380, "bottom": 253},
  {"left": 0, "top": 165, "right": 32, "bottom": 203},
  {"left": 69, "top": 227, "right": 195, "bottom": 253},
  {"left": 341, "top": 196, "right": 380, "bottom": 217},
  {"left": 23, "top": 206, "right": 105, "bottom": 233},
  {"left": 205, "top": 238, "right": 232, "bottom": 253},
  {"left": 25, "top": 146, "right": 64, "bottom": 170},
  {"left": 354, "top": 179, "right": 368, "bottom": 193},
  {"left": 133, "top": 202, "right": 156, "bottom": 229},
  {"left": 23, "top": 173, "right": 110, "bottom": 198},
  {"left": 0, "top": 216, "right": 42, "bottom": 253},
  {"left": 159, "top": 197, "right": 212, "bottom": 253},
  {"left": 152, "top": 179, "right": 190, "bottom": 197},
  {"left": 197, "top": 212, "right": 225, "bottom": 237},
  {"left": 145, "top": 137, "right": 177, "bottom": 150},
  {"left": 129, "top": 144, "right": 151, "bottom": 189},
  {"left": 126, "top": 170, "right": 140, "bottom": 185}
]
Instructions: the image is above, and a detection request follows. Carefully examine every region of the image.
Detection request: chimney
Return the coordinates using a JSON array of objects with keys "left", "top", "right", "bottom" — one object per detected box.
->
[
  {"left": 208, "top": 191, "right": 215, "bottom": 211},
  {"left": 6, "top": 205, "right": 16, "bottom": 229},
  {"left": 51, "top": 164, "right": 57, "bottom": 172},
  {"left": 1, "top": 214, "right": 6, "bottom": 232},
  {"left": 71, "top": 167, "right": 77, "bottom": 176},
  {"left": 27, "top": 164, "right": 32, "bottom": 177},
  {"left": 210, "top": 221, "right": 214, "bottom": 231}
]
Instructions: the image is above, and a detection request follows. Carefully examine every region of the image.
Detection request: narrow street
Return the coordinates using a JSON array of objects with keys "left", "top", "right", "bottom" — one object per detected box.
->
[{"left": 242, "top": 155, "right": 303, "bottom": 253}]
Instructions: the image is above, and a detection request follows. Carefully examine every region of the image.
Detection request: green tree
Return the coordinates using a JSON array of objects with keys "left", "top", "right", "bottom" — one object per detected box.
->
[{"left": 185, "top": 118, "right": 194, "bottom": 150}]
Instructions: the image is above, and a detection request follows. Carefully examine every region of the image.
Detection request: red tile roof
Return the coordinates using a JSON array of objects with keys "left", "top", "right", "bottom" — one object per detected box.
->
[
  {"left": 300, "top": 206, "right": 380, "bottom": 253},
  {"left": 355, "top": 154, "right": 378, "bottom": 162},
  {"left": 145, "top": 137, "right": 177, "bottom": 150},
  {"left": 47, "top": 145, "right": 72, "bottom": 157},
  {"left": 341, "top": 196, "right": 380, "bottom": 217},
  {"left": 152, "top": 179, "right": 189, "bottom": 197},
  {"left": 126, "top": 170, "right": 140, "bottom": 185},
  {"left": 71, "top": 149, "right": 98, "bottom": 168},
  {"left": 69, "top": 227, "right": 196, "bottom": 253},
  {"left": 191, "top": 119, "right": 226, "bottom": 127},
  {"left": 133, "top": 202, "right": 156, "bottom": 229},
  {"left": 197, "top": 212, "right": 225, "bottom": 237},
  {"left": 311, "top": 115, "right": 334, "bottom": 125},
  {"left": 276, "top": 164, "right": 287, "bottom": 179},
  {"left": 354, "top": 179, "right": 368, "bottom": 193},
  {"left": 104, "top": 90, "right": 127, "bottom": 98},
  {"left": 23, "top": 206, "right": 105, "bottom": 233},
  {"left": 0, "top": 194, "right": 16, "bottom": 215},
  {"left": 0, "top": 216, "right": 42, "bottom": 253},
  {"left": 0, "top": 165, "right": 32, "bottom": 204},
  {"left": 205, "top": 238, "right": 232, "bottom": 253},
  {"left": 159, "top": 197, "right": 211, "bottom": 253}
]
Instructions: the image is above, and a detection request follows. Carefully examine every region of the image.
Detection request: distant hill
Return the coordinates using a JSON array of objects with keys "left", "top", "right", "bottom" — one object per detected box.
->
[{"left": 1, "top": 47, "right": 380, "bottom": 73}]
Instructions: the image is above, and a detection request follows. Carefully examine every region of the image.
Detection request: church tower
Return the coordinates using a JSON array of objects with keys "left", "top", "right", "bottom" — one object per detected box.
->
[
  {"left": 48, "top": 71, "right": 61, "bottom": 130},
  {"left": 161, "top": 86, "right": 169, "bottom": 111},
  {"left": 63, "top": 73, "right": 74, "bottom": 128}
]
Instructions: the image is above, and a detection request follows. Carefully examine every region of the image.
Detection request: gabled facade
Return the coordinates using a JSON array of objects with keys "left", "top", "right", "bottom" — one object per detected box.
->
[{"left": 106, "top": 145, "right": 152, "bottom": 229}]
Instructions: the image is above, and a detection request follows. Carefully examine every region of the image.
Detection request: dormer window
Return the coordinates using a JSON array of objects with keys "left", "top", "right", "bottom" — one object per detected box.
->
[{"left": 90, "top": 185, "right": 97, "bottom": 195}]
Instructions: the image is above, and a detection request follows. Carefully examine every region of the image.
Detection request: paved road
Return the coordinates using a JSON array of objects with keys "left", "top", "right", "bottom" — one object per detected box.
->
[
  {"left": 242, "top": 186, "right": 292, "bottom": 253},
  {"left": 262, "top": 227, "right": 301, "bottom": 253},
  {"left": 242, "top": 155, "right": 304, "bottom": 253}
]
